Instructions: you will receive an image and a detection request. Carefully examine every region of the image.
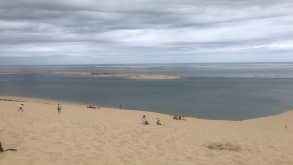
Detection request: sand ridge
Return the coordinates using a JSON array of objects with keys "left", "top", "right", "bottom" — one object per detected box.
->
[
  {"left": 0, "top": 96, "right": 293, "bottom": 165},
  {"left": 53, "top": 71, "right": 180, "bottom": 80},
  {"left": 0, "top": 70, "right": 180, "bottom": 80}
]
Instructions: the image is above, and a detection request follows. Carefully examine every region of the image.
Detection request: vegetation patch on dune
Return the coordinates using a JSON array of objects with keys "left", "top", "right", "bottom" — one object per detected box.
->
[{"left": 205, "top": 142, "right": 242, "bottom": 152}]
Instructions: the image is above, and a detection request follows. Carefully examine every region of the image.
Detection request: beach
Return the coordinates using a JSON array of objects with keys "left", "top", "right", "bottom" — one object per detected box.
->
[{"left": 0, "top": 96, "right": 293, "bottom": 165}]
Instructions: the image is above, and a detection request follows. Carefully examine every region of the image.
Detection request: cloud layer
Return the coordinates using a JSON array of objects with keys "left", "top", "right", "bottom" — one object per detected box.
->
[{"left": 0, "top": 0, "right": 293, "bottom": 64}]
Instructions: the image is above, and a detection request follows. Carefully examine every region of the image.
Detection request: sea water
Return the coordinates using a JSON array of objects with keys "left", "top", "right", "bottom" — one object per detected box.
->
[{"left": 1, "top": 63, "right": 293, "bottom": 120}]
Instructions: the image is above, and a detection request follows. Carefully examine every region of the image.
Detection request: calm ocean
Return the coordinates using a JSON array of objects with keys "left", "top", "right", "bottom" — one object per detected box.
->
[{"left": 1, "top": 63, "right": 293, "bottom": 120}]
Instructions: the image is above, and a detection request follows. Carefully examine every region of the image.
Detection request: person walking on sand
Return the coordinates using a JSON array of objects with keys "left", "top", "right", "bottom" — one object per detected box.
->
[
  {"left": 57, "top": 104, "right": 62, "bottom": 113},
  {"left": 141, "top": 114, "right": 149, "bottom": 125},
  {"left": 18, "top": 104, "right": 24, "bottom": 112}
]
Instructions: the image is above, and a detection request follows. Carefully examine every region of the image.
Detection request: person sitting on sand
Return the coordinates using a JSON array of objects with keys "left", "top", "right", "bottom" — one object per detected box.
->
[
  {"left": 87, "top": 105, "right": 96, "bottom": 110},
  {"left": 156, "top": 118, "right": 162, "bottom": 125},
  {"left": 173, "top": 115, "right": 184, "bottom": 120},
  {"left": 0, "top": 141, "right": 17, "bottom": 153},
  {"left": 141, "top": 114, "right": 149, "bottom": 125},
  {"left": 18, "top": 104, "right": 24, "bottom": 112}
]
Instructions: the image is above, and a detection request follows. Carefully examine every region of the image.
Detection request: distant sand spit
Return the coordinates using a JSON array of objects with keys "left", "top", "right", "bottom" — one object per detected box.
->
[
  {"left": 0, "top": 71, "right": 180, "bottom": 80},
  {"left": 53, "top": 71, "right": 180, "bottom": 80},
  {"left": 0, "top": 96, "right": 292, "bottom": 165}
]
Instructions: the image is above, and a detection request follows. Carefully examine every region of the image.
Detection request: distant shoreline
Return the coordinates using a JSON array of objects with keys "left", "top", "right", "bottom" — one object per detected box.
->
[{"left": 0, "top": 96, "right": 291, "bottom": 121}]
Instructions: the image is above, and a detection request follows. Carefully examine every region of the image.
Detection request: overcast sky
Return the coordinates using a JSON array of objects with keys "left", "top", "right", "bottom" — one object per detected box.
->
[{"left": 0, "top": 0, "right": 293, "bottom": 64}]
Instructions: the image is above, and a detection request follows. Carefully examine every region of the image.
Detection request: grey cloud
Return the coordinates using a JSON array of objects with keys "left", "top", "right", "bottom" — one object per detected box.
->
[{"left": 0, "top": 0, "right": 293, "bottom": 64}]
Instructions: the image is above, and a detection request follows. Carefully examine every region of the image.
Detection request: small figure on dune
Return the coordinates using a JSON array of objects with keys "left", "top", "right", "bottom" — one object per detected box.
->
[
  {"left": 18, "top": 104, "right": 24, "bottom": 112},
  {"left": 0, "top": 141, "right": 17, "bottom": 153},
  {"left": 57, "top": 104, "right": 62, "bottom": 113},
  {"left": 141, "top": 114, "right": 149, "bottom": 125},
  {"left": 87, "top": 105, "right": 96, "bottom": 110},
  {"left": 173, "top": 115, "right": 178, "bottom": 120},
  {"left": 156, "top": 118, "right": 162, "bottom": 125},
  {"left": 173, "top": 115, "right": 185, "bottom": 120},
  {"left": 0, "top": 142, "right": 4, "bottom": 153}
]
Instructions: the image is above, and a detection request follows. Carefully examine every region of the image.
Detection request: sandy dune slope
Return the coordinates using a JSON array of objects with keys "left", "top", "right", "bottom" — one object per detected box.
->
[{"left": 0, "top": 96, "right": 292, "bottom": 165}]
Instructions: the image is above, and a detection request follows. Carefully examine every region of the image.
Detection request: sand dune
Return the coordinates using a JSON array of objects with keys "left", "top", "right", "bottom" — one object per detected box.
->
[{"left": 0, "top": 96, "right": 292, "bottom": 165}]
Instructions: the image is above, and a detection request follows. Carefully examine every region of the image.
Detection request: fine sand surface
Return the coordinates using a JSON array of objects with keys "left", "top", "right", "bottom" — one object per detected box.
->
[{"left": 0, "top": 96, "right": 292, "bottom": 165}]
